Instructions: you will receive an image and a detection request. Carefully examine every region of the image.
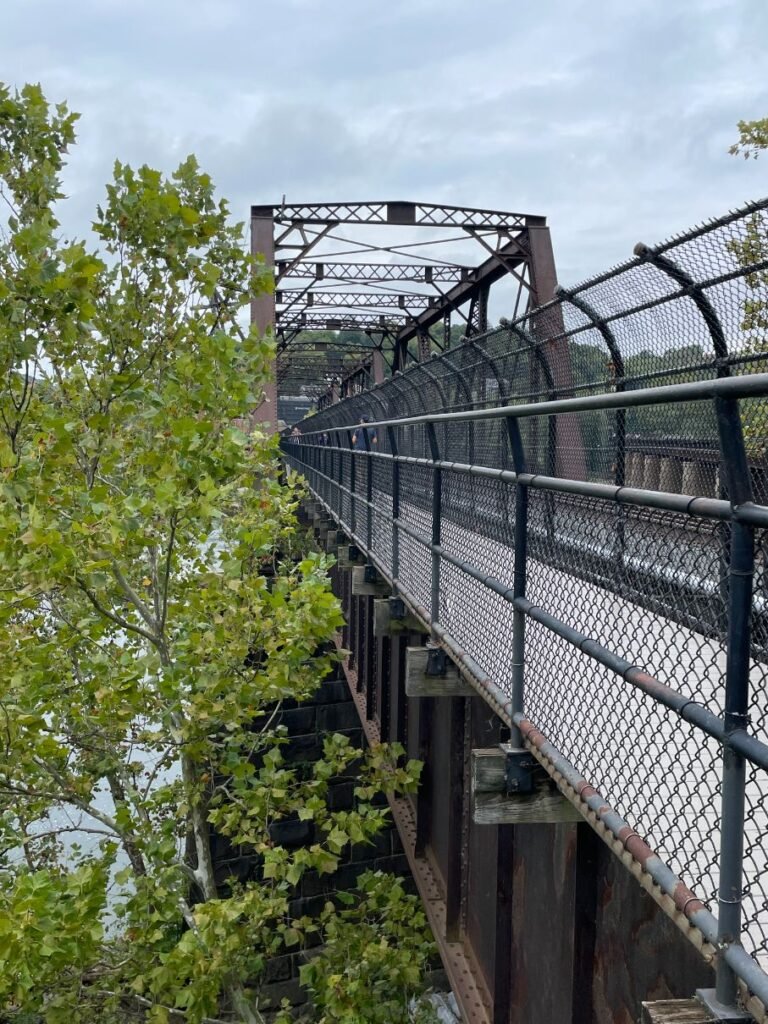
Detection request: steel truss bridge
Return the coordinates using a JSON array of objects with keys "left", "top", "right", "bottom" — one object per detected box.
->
[
  {"left": 269, "top": 195, "right": 768, "bottom": 1023},
  {"left": 248, "top": 200, "right": 557, "bottom": 411}
]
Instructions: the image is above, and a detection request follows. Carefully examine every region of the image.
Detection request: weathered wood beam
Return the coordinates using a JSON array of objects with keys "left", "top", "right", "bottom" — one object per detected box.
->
[
  {"left": 405, "top": 646, "right": 475, "bottom": 697},
  {"left": 373, "top": 598, "right": 425, "bottom": 637},
  {"left": 325, "top": 528, "right": 345, "bottom": 553},
  {"left": 336, "top": 544, "right": 361, "bottom": 570},
  {"left": 471, "top": 746, "right": 582, "bottom": 825},
  {"left": 351, "top": 564, "right": 390, "bottom": 597},
  {"left": 640, "top": 1000, "right": 716, "bottom": 1023}
]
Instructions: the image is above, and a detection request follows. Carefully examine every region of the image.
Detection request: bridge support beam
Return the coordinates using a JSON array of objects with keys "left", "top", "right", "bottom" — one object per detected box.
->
[
  {"left": 351, "top": 564, "right": 390, "bottom": 597},
  {"left": 640, "top": 999, "right": 716, "bottom": 1022},
  {"left": 336, "top": 544, "right": 361, "bottom": 570},
  {"left": 373, "top": 599, "right": 425, "bottom": 638},
  {"left": 471, "top": 746, "right": 582, "bottom": 825},
  {"left": 405, "top": 646, "right": 475, "bottom": 697},
  {"left": 312, "top": 512, "right": 332, "bottom": 540},
  {"left": 326, "top": 528, "right": 346, "bottom": 553}
]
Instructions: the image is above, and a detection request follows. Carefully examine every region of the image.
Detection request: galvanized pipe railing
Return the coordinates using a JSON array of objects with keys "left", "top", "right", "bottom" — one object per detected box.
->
[{"left": 284, "top": 370, "right": 768, "bottom": 1018}]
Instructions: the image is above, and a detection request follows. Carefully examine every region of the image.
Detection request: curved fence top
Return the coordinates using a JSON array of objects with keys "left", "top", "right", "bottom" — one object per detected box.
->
[{"left": 299, "top": 195, "right": 768, "bottom": 486}]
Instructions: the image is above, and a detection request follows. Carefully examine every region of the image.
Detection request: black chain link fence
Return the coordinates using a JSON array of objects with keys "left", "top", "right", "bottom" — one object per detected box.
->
[{"left": 284, "top": 197, "right": 768, "bottom": 1001}]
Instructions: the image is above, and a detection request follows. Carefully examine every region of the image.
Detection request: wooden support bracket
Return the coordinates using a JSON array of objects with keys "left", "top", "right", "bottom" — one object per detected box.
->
[
  {"left": 351, "top": 565, "right": 390, "bottom": 597},
  {"left": 325, "top": 528, "right": 344, "bottom": 553},
  {"left": 640, "top": 1001, "right": 716, "bottom": 1023},
  {"left": 471, "top": 746, "right": 582, "bottom": 825},
  {"left": 373, "top": 599, "right": 425, "bottom": 637},
  {"left": 336, "top": 545, "right": 361, "bottom": 570},
  {"left": 405, "top": 646, "right": 475, "bottom": 697}
]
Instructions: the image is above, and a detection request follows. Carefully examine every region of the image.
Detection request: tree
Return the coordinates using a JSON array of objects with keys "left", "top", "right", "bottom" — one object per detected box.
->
[
  {"left": 729, "top": 117, "right": 768, "bottom": 455},
  {"left": 729, "top": 118, "right": 768, "bottom": 160},
  {"left": 0, "top": 83, "right": 431, "bottom": 1023}
]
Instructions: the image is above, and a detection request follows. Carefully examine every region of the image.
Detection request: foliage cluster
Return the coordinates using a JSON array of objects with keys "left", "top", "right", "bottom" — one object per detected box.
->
[{"left": 0, "top": 82, "right": 434, "bottom": 1024}]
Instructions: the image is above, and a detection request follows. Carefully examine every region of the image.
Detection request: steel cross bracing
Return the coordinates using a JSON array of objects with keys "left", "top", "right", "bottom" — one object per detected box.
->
[
  {"left": 277, "top": 261, "right": 470, "bottom": 283},
  {"left": 278, "top": 312, "right": 407, "bottom": 331},
  {"left": 276, "top": 290, "right": 434, "bottom": 310},
  {"left": 251, "top": 200, "right": 554, "bottom": 409}
]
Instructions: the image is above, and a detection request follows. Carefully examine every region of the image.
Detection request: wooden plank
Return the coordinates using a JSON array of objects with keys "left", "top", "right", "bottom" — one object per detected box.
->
[
  {"left": 351, "top": 565, "right": 389, "bottom": 597},
  {"left": 336, "top": 546, "right": 359, "bottom": 570},
  {"left": 640, "top": 1001, "right": 715, "bottom": 1023},
  {"left": 471, "top": 747, "right": 582, "bottom": 825},
  {"left": 405, "top": 646, "right": 475, "bottom": 697},
  {"left": 474, "top": 787, "right": 583, "bottom": 825},
  {"left": 325, "top": 529, "right": 344, "bottom": 553},
  {"left": 372, "top": 598, "right": 425, "bottom": 637},
  {"left": 471, "top": 747, "right": 507, "bottom": 794}
]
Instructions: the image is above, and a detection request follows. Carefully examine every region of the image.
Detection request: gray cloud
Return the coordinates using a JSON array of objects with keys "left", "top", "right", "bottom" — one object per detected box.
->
[{"left": 2, "top": 0, "right": 767, "bottom": 286}]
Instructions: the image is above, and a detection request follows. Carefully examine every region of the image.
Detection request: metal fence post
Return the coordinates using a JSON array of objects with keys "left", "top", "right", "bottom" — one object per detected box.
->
[
  {"left": 348, "top": 428, "right": 357, "bottom": 538},
  {"left": 426, "top": 422, "right": 442, "bottom": 629},
  {"left": 333, "top": 429, "right": 343, "bottom": 512},
  {"left": 363, "top": 425, "right": 373, "bottom": 552},
  {"left": 388, "top": 425, "right": 400, "bottom": 591},
  {"left": 506, "top": 413, "right": 529, "bottom": 749},
  {"left": 712, "top": 395, "right": 754, "bottom": 1011}
]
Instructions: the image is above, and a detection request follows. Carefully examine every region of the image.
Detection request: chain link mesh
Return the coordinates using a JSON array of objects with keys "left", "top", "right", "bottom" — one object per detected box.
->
[{"left": 285, "top": 197, "right": 768, "bottom": 971}]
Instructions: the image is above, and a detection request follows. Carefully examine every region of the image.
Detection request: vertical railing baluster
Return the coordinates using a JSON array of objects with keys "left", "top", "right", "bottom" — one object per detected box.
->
[
  {"left": 506, "top": 413, "right": 529, "bottom": 748},
  {"left": 348, "top": 428, "right": 357, "bottom": 539},
  {"left": 713, "top": 394, "right": 754, "bottom": 1009},
  {"left": 363, "top": 424, "right": 373, "bottom": 553},
  {"left": 388, "top": 425, "right": 400, "bottom": 591},
  {"left": 426, "top": 422, "right": 442, "bottom": 630},
  {"left": 333, "top": 429, "right": 342, "bottom": 516}
]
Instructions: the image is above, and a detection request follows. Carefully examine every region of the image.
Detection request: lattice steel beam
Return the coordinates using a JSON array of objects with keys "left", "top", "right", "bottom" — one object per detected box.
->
[
  {"left": 277, "top": 312, "right": 405, "bottom": 332},
  {"left": 277, "top": 290, "right": 433, "bottom": 310},
  {"left": 253, "top": 201, "right": 542, "bottom": 230},
  {"left": 277, "top": 261, "right": 470, "bottom": 283}
]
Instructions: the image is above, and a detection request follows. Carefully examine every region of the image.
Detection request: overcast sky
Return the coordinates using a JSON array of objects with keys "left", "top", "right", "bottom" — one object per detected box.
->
[{"left": 2, "top": 0, "right": 767, "bottom": 284}]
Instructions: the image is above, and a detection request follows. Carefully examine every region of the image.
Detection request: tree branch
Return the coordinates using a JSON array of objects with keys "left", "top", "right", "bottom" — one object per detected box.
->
[
  {"left": 103, "top": 990, "right": 233, "bottom": 1024},
  {"left": 111, "top": 561, "right": 159, "bottom": 634},
  {"left": 76, "top": 577, "right": 159, "bottom": 647},
  {"left": 160, "top": 514, "right": 177, "bottom": 633}
]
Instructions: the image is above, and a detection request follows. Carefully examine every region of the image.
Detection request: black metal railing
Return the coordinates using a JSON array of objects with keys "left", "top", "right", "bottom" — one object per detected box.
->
[{"left": 282, "top": 196, "right": 768, "bottom": 1017}]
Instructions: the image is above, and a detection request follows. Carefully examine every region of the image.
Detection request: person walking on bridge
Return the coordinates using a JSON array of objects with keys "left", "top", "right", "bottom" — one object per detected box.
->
[{"left": 352, "top": 415, "right": 377, "bottom": 450}]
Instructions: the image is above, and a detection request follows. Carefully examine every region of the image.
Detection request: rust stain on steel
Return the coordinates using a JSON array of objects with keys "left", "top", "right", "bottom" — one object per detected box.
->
[
  {"left": 518, "top": 713, "right": 712, "bottom": 926},
  {"left": 672, "top": 881, "right": 706, "bottom": 918},
  {"left": 619, "top": 830, "right": 654, "bottom": 869},
  {"left": 624, "top": 667, "right": 692, "bottom": 719}
]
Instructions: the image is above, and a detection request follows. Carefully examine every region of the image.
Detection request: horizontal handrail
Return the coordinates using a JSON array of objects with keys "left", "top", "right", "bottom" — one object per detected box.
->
[{"left": 296, "top": 370, "right": 768, "bottom": 433}]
